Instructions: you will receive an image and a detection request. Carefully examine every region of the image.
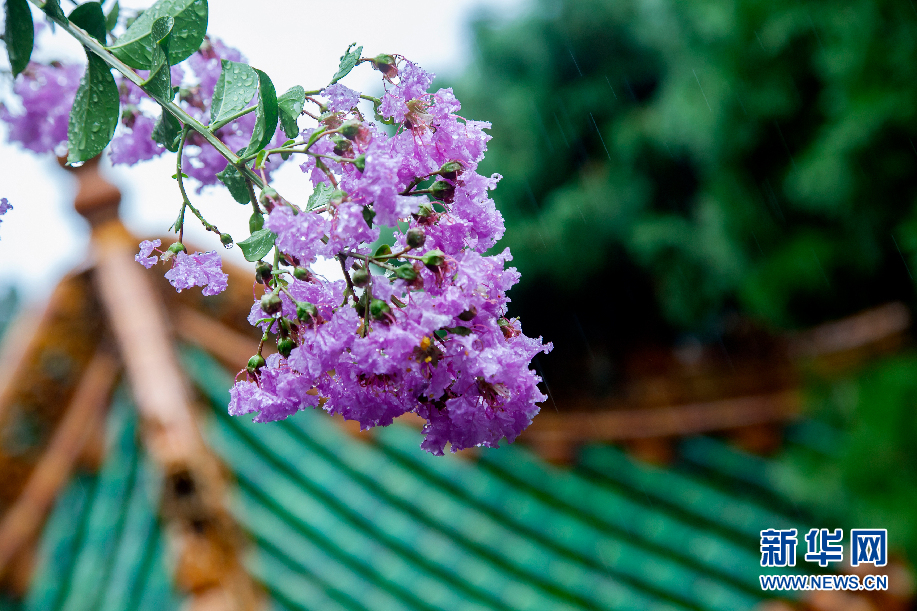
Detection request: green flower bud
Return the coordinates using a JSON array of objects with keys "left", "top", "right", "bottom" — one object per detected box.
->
[
  {"left": 260, "top": 293, "right": 283, "bottom": 315},
  {"left": 341, "top": 119, "right": 362, "bottom": 140},
  {"left": 370, "top": 298, "right": 391, "bottom": 320},
  {"left": 353, "top": 154, "right": 366, "bottom": 172},
  {"left": 329, "top": 189, "right": 347, "bottom": 205},
  {"left": 258, "top": 186, "right": 279, "bottom": 205},
  {"left": 219, "top": 232, "right": 233, "bottom": 247},
  {"left": 422, "top": 249, "right": 446, "bottom": 268},
  {"left": 416, "top": 202, "right": 435, "bottom": 218},
  {"left": 438, "top": 161, "right": 463, "bottom": 180},
  {"left": 296, "top": 301, "right": 317, "bottom": 321},
  {"left": 293, "top": 266, "right": 310, "bottom": 281},
  {"left": 406, "top": 227, "right": 426, "bottom": 249},
  {"left": 331, "top": 134, "right": 352, "bottom": 156},
  {"left": 249, "top": 212, "right": 264, "bottom": 233},
  {"left": 458, "top": 306, "right": 477, "bottom": 321},
  {"left": 246, "top": 354, "right": 266, "bottom": 375},
  {"left": 372, "top": 53, "right": 396, "bottom": 77},
  {"left": 255, "top": 261, "right": 273, "bottom": 284},
  {"left": 394, "top": 265, "right": 418, "bottom": 281},
  {"left": 277, "top": 337, "right": 296, "bottom": 358},
  {"left": 167, "top": 241, "right": 187, "bottom": 255},
  {"left": 351, "top": 267, "right": 371, "bottom": 287},
  {"left": 430, "top": 180, "right": 455, "bottom": 203}
]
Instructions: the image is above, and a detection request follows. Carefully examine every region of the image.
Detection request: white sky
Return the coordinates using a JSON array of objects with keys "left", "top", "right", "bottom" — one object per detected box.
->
[{"left": 0, "top": 0, "right": 529, "bottom": 302}]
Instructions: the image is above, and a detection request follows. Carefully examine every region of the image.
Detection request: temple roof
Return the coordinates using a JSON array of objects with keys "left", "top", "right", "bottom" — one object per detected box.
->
[{"left": 0, "top": 159, "right": 912, "bottom": 611}]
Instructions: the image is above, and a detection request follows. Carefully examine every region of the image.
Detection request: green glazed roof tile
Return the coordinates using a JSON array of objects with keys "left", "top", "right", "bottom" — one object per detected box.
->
[
  {"left": 23, "top": 473, "right": 98, "bottom": 611},
  {"left": 16, "top": 345, "right": 828, "bottom": 611}
]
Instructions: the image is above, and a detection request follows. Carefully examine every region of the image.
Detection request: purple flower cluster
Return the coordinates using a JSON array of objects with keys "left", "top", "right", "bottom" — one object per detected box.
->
[
  {"left": 164, "top": 250, "right": 228, "bottom": 296},
  {"left": 0, "top": 62, "right": 83, "bottom": 155},
  {"left": 230, "top": 57, "right": 551, "bottom": 454},
  {"left": 1, "top": 35, "right": 550, "bottom": 453},
  {"left": 134, "top": 239, "right": 228, "bottom": 296},
  {"left": 1, "top": 38, "right": 290, "bottom": 187}
]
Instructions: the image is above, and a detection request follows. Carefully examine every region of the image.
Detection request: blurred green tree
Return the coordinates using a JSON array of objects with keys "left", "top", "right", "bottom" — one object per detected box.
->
[{"left": 454, "top": 0, "right": 917, "bottom": 393}]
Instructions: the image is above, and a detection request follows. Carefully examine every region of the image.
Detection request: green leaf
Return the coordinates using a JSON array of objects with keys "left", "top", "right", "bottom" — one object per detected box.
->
[
  {"left": 4, "top": 0, "right": 34, "bottom": 77},
  {"left": 330, "top": 43, "right": 362, "bottom": 84},
  {"left": 307, "top": 183, "right": 333, "bottom": 211},
  {"left": 209, "top": 59, "right": 257, "bottom": 125},
  {"left": 152, "top": 109, "right": 181, "bottom": 151},
  {"left": 445, "top": 326, "right": 473, "bottom": 336},
  {"left": 306, "top": 126, "right": 326, "bottom": 147},
  {"left": 245, "top": 68, "right": 278, "bottom": 156},
  {"left": 277, "top": 85, "right": 305, "bottom": 138},
  {"left": 67, "top": 53, "right": 120, "bottom": 163},
  {"left": 237, "top": 228, "right": 277, "bottom": 262},
  {"left": 280, "top": 138, "right": 295, "bottom": 160},
  {"left": 108, "top": 0, "right": 207, "bottom": 69},
  {"left": 42, "top": 0, "right": 66, "bottom": 22},
  {"left": 68, "top": 2, "right": 106, "bottom": 43},
  {"left": 216, "top": 163, "right": 250, "bottom": 204},
  {"left": 141, "top": 16, "right": 173, "bottom": 99},
  {"left": 105, "top": 0, "right": 119, "bottom": 32}
]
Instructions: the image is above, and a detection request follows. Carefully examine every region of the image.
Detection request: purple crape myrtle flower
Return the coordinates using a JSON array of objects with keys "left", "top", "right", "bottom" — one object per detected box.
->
[
  {"left": 321, "top": 83, "right": 361, "bottom": 113},
  {"left": 164, "top": 250, "right": 228, "bottom": 296},
  {"left": 0, "top": 62, "right": 83, "bottom": 154},
  {"left": 109, "top": 115, "right": 164, "bottom": 166},
  {"left": 0, "top": 35, "right": 550, "bottom": 455},
  {"left": 265, "top": 206, "right": 329, "bottom": 266},
  {"left": 228, "top": 55, "right": 553, "bottom": 454},
  {"left": 135, "top": 239, "right": 161, "bottom": 269},
  {"left": 0, "top": 198, "right": 11, "bottom": 240}
]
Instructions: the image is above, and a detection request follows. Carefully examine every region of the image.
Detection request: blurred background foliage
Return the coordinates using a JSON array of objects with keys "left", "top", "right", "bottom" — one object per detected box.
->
[
  {"left": 452, "top": 0, "right": 917, "bottom": 563},
  {"left": 454, "top": 0, "right": 917, "bottom": 383}
]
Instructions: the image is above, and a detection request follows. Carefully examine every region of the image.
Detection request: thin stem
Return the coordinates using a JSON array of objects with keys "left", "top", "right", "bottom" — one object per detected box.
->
[
  {"left": 175, "top": 125, "right": 191, "bottom": 241},
  {"left": 29, "top": 0, "right": 265, "bottom": 188},
  {"left": 209, "top": 105, "right": 257, "bottom": 132}
]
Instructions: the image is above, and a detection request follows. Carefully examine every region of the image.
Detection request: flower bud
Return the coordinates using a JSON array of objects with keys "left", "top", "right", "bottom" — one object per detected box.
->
[
  {"left": 353, "top": 154, "right": 366, "bottom": 172},
  {"left": 293, "top": 266, "right": 310, "bottom": 281},
  {"left": 277, "top": 337, "right": 296, "bottom": 358},
  {"left": 329, "top": 189, "right": 347, "bottom": 205},
  {"left": 351, "top": 267, "right": 371, "bottom": 287},
  {"left": 255, "top": 261, "right": 273, "bottom": 284},
  {"left": 247, "top": 354, "right": 266, "bottom": 375},
  {"left": 370, "top": 298, "right": 391, "bottom": 320},
  {"left": 394, "top": 265, "right": 418, "bottom": 281},
  {"left": 372, "top": 53, "right": 397, "bottom": 77},
  {"left": 340, "top": 119, "right": 362, "bottom": 140},
  {"left": 458, "top": 306, "right": 477, "bottom": 321},
  {"left": 438, "top": 161, "right": 463, "bottom": 180},
  {"left": 331, "top": 134, "right": 352, "bottom": 156},
  {"left": 406, "top": 227, "right": 426, "bottom": 249},
  {"left": 249, "top": 212, "right": 264, "bottom": 233},
  {"left": 167, "top": 242, "right": 187, "bottom": 255},
  {"left": 258, "top": 186, "right": 278, "bottom": 205},
  {"left": 296, "top": 301, "right": 317, "bottom": 321},
  {"left": 421, "top": 249, "right": 446, "bottom": 268},
  {"left": 220, "top": 232, "right": 233, "bottom": 247},
  {"left": 260, "top": 293, "right": 283, "bottom": 315},
  {"left": 430, "top": 180, "right": 455, "bottom": 203},
  {"left": 416, "top": 202, "right": 435, "bottom": 218}
]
